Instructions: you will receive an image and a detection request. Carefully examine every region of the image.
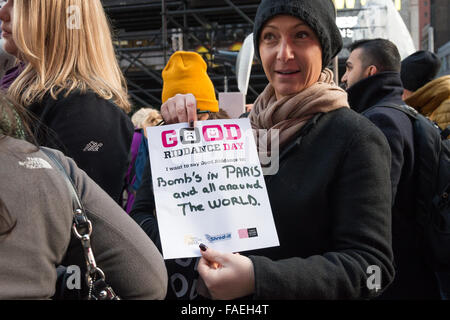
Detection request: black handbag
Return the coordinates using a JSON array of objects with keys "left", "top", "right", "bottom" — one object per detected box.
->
[{"left": 41, "top": 148, "right": 120, "bottom": 300}]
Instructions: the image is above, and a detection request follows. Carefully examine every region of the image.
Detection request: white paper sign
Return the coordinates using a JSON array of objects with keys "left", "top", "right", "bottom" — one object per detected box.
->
[{"left": 147, "top": 118, "right": 279, "bottom": 259}]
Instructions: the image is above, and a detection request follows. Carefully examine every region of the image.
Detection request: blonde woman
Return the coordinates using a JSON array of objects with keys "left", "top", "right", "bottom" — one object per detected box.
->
[{"left": 0, "top": 0, "right": 134, "bottom": 203}]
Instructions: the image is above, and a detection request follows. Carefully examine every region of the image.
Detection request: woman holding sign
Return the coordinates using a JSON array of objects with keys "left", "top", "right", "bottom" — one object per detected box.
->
[{"left": 159, "top": 0, "right": 395, "bottom": 300}]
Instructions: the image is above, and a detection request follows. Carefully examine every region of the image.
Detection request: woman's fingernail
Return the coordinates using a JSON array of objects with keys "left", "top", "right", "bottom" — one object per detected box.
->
[
  {"left": 199, "top": 243, "right": 208, "bottom": 252},
  {"left": 189, "top": 120, "right": 194, "bottom": 128}
]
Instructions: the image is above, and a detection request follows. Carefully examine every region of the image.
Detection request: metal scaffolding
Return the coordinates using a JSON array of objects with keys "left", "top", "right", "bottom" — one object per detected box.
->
[{"left": 102, "top": 0, "right": 267, "bottom": 112}]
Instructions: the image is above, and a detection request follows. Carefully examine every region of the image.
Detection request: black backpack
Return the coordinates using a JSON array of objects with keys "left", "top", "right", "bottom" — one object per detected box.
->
[{"left": 366, "top": 103, "right": 450, "bottom": 296}]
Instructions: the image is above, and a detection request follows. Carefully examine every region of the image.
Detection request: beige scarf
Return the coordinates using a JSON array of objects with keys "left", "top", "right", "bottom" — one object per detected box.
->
[{"left": 249, "top": 68, "right": 350, "bottom": 150}]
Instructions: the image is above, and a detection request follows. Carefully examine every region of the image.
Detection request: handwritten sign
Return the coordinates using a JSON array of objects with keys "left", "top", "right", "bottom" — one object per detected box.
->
[{"left": 147, "top": 119, "right": 279, "bottom": 259}]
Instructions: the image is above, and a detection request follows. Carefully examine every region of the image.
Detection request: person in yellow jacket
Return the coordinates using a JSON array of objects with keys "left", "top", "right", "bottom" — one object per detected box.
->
[{"left": 401, "top": 51, "right": 450, "bottom": 131}]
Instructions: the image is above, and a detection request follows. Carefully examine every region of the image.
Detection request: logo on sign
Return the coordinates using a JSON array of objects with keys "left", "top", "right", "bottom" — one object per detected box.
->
[
  {"left": 184, "top": 235, "right": 203, "bottom": 246},
  {"left": 238, "top": 228, "right": 258, "bottom": 239},
  {"left": 205, "top": 233, "right": 232, "bottom": 243}
]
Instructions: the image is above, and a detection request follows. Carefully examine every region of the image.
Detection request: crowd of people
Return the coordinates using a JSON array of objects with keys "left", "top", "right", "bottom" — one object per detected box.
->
[{"left": 0, "top": 0, "right": 449, "bottom": 300}]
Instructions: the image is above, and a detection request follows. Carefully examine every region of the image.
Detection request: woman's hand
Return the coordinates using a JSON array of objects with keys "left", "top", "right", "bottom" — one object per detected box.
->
[
  {"left": 160, "top": 93, "right": 198, "bottom": 125},
  {"left": 197, "top": 244, "right": 255, "bottom": 300}
]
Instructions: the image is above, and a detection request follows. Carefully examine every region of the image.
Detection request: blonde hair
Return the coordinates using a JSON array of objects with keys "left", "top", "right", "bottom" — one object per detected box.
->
[
  {"left": 131, "top": 108, "right": 156, "bottom": 128},
  {"left": 8, "top": 0, "right": 131, "bottom": 112},
  {"left": 141, "top": 108, "right": 162, "bottom": 128}
]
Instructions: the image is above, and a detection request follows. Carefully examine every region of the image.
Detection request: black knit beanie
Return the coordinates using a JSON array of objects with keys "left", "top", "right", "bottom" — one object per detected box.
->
[
  {"left": 253, "top": 0, "right": 342, "bottom": 69},
  {"left": 400, "top": 50, "right": 442, "bottom": 92}
]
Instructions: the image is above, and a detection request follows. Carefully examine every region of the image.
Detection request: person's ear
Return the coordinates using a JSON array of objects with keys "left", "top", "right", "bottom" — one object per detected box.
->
[{"left": 367, "top": 65, "right": 378, "bottom": 77}]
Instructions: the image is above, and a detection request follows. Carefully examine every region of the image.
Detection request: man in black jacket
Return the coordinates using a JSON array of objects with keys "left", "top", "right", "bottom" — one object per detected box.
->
[{"left": 341, "top": 38, "right": 440, "bottom": 299}]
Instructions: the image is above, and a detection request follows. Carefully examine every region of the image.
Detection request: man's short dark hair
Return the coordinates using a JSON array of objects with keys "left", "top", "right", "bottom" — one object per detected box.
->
[{"left": 349, "top": 39, "right": 401, "bottom": 73}]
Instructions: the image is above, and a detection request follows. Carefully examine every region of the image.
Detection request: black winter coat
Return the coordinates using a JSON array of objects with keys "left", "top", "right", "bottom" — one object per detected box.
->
[
  {"left": 28, "top": 90, "right": 134, "bottom": 203},
  {"left": 132, "top": 107, "right": 395, "bottom": 299},
  {"left": 347, "top": 72, "right": 441, "bottom": 299}
]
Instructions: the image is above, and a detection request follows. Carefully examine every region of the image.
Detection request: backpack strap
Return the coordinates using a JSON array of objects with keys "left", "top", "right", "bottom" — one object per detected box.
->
[
  {"left": 362, "top": 102, "right": 419, "bottom": 120},
  {"left": 362, "top": 101, "right": 447, "bottom": 137},
  {"left": 441, "top": 126, "right": 450, "bottom": 140},
  {"left": 366, "top": 103, "right": 448, "bottom": 139}
]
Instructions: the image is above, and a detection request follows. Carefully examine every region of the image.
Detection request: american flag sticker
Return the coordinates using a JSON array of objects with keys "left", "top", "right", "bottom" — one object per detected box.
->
[{"left": 238, "top": 228, "right": 258, "bottom": 239}]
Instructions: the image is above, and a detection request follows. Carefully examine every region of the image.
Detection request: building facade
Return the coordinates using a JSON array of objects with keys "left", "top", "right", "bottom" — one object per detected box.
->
[{"left": 437, "top": 41, "right": 450, "bottom": 76}]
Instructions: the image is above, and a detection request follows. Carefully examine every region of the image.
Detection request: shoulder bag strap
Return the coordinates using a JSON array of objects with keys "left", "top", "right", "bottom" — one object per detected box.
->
[{"left": 40, "top": 148, "right": 120, "bottom": 300}]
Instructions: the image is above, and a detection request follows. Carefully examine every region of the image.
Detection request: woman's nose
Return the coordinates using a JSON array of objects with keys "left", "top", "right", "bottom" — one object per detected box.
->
[{"left": 277, "top": 39, "right": 295, "bottom": 62}]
